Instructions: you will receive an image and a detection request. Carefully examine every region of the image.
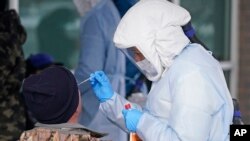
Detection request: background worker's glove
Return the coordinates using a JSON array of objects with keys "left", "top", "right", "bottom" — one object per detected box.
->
[
  {"left": 122, "top": 109, "right": 143, "bottom": 132},
  {"left": 90, "top": 71, "right": 114, "bottom": 102}
]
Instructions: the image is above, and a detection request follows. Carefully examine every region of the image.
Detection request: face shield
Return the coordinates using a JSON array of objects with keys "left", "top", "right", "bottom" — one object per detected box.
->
[{"left": 121, "top": 47, "right": 159, "bottom": 81}]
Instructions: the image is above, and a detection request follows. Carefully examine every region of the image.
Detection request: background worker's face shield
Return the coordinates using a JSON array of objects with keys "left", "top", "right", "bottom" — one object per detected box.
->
[{"left": 121, "top": 47, "right": 158, "bottom": 81}]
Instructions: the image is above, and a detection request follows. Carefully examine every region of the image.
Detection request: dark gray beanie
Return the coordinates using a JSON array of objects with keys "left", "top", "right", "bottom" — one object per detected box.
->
[{"left": 23, "top": 66, "right": 79, "bottom": 124}]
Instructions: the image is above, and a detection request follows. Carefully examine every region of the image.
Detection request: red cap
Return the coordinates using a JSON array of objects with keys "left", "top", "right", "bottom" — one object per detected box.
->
[{"left": 125, "top": 103, "right": 131, "bottom": 110}]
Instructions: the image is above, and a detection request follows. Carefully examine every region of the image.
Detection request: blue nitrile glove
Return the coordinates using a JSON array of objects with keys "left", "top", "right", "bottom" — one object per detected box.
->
[
  {"left": 122, "top": 109, "right": 143, "bottom": 132},
  {"left": 90, "top": 71, "right": 114, "bottom": 102}
]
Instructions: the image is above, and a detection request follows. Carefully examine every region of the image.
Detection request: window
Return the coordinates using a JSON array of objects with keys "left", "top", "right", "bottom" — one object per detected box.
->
[
  {"left": 180, "top": 0, "right": 231, "bottom": 61},
  {"left": 19, "top": 0, "right": 80, "bottom": 69},
  {"left": 172, "top": 0, "right": 239, "bottom": 97},
  {"left": 13, "top": 0, "right": 239, "bottom": 97}
]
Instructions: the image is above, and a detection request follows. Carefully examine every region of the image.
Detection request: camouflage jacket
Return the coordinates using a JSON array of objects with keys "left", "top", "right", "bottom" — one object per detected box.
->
[
  {"left": 19, "top": 123, "right": 107, "bottom": 141},
  {"left": 0, "top": 9, "right": 27, "bottom": 140}
]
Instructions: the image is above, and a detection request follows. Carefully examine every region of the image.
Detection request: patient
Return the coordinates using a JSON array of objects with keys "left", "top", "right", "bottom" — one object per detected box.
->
[
  {"left": 24, "top": 53, "right": 63, "bottom": 130},
  {"left": 20, "top": 66, "right": 106, "bottom": 141}
]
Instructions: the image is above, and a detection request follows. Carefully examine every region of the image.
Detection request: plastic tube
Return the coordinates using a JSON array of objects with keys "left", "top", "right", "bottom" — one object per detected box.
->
[
  {"left": 77, "top": 77, "right": 90, "bottom": 86},
  {"left": 124, "top": 103, "right": 142, "bottom": 141}
]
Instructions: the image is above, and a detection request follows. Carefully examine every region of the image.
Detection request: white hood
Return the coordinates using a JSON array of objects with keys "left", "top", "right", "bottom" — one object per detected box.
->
[{"left": 114, "top": 0, "right": 191, "bottom": 81}]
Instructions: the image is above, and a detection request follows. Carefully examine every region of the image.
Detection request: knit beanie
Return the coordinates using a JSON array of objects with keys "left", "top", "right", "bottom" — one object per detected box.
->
[{"left": 23, "top": 66, "right": 79, "bottom": 124}]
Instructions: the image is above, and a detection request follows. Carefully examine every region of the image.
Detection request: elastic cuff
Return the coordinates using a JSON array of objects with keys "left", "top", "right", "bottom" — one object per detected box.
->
[{"left": 99, "top": 93, "right": 116, "bottom": 103}]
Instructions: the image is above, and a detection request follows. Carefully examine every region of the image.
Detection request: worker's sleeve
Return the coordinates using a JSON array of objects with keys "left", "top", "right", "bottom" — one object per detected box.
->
[
  {"left": 136, "top": 70, "right": 216, "bottom": 141},
  {"left": 100, "top": 93, "right": 143, "bottom": 132},
  {"left": 74, "top": 16, "right": 106, "bottom": 94}
]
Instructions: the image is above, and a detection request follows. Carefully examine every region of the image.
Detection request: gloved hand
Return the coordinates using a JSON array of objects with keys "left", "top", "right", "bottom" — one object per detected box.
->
[
  {"left": 122, "top": 109, "right": 143, "bottom": 132},
  {"left": 90, "top": 71, "right": 114, "bottom": 102}
]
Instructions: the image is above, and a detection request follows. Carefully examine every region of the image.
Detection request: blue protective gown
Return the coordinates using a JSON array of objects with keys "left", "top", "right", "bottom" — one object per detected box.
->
[
  {"left": 100, "top": 43, "right": 233, "bottom": 141},
  {"left": 74, "top": 0, "right": 127, "bottom": 140}
]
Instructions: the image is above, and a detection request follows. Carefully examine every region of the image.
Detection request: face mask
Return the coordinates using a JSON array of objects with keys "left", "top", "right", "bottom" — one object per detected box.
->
[
  {"left": 73, "top": 0, "right": 90, "bottom": 16},
  {"left": 136, "top": 59, "right": 158, "bottom": 80},
  {"left": 73, "top": 0, "right": 100, "bottom": 16}
]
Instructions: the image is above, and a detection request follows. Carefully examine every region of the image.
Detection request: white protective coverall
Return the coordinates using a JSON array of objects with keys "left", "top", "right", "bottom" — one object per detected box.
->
[
  {"left": 99, "top": 0, "right": 234, "bottom": 141},
  {"left": 73, "top": 0, "right": 127, "bottom": 140}
]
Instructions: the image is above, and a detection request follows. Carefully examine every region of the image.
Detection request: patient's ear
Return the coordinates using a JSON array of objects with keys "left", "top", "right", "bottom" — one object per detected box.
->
[{"left": 68, "top": 90, "right": 82, "bottom": 123}]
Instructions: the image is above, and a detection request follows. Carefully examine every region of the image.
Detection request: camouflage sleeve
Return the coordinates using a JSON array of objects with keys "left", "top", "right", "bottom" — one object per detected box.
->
[
  {"left": 0, "top": 10, "right": 27, "bottom": 140},
  {"left": 0, "top": 39, "right": 26, "bottom": 97},
  {"left": 0, "top": 42, "right": 26, "bottom": 140}
]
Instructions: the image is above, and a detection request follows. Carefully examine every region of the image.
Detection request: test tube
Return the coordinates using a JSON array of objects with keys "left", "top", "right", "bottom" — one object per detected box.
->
[{"left": 124, "top": 103, "right": 142, "bottom": 141}]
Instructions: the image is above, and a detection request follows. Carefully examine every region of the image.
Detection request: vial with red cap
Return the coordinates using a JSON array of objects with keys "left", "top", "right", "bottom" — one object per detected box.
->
[
  {"left": 125, "top": 103, "right": 131, "bottom": 110},
  {"left": 124, "top": 103, "right": 142, "bottom": 141}
]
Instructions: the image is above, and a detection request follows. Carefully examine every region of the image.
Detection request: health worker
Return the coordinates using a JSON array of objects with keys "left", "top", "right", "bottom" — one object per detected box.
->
[{"left": 89, "top": 0, "right": 234, "bottom": 141}]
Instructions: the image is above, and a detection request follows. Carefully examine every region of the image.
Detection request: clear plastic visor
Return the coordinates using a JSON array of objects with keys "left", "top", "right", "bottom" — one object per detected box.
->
[{"left": 121, "top": 47, "right": 158, "bottom": 80}]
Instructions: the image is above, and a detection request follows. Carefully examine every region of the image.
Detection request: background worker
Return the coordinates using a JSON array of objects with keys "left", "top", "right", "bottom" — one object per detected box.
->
[{"left": 72, "top": 0, "right": 135, "bottom": 140}]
